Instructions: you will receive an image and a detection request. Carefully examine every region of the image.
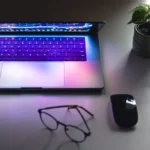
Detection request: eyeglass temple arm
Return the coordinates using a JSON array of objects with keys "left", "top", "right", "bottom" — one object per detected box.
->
[
  {"left": 68, "top": 105, "right": 94, "bottom": 132},
  {"left": 78, "top": 106, "right": 94, "bottom": 117},
  {"left": 38, "top": 105, "right": 74, "bottom": 111},
  {"left": 38, "top": 105, "right": 94, "bottom": 118},
  {"left": 38, "top": 105, "right": 94, "bottom": 115},
  {"left": 68, "top": 105, "right": 94, "bottom": 117},
  {"left": 75, "top": 107, "right": 91, "bottom": 132}
]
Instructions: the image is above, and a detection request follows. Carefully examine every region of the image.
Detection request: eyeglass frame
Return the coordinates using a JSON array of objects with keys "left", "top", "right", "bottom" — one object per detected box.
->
[{"left": 38, "top": 105, "right": 94, "bottom": 143}]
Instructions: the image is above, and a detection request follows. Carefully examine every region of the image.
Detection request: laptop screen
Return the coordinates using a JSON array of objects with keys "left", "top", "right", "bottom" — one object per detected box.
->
[{"left": 0, "top": 23, "right": 93, "bottom": 33}]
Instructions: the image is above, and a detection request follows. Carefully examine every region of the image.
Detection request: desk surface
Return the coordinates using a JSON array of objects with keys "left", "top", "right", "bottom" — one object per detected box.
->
[{"left": 0, "top": 1, "right": 150, "bottom": 150}]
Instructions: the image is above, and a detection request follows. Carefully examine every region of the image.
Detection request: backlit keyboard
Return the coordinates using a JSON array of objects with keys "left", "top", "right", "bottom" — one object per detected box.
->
[{"left": 0, "top": 37, "right": 86, "bottom": 61}]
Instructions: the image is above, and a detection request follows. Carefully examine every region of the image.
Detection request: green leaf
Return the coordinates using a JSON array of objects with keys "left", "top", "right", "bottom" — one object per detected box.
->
[
  {"left": 129, "top": 7, "right": 139, "bottom": 14},
  {"left": 140, "top": 4, "right": 150, "bottom": 7},
  {"left": 132, "top": 9, "right": 149, "bottom": 24},
  {"left": 128, "top": 20, "right": 133, "bottom": 24},
  {"left": 128, "top": 4, "right": 149, "bottom": 15},
  {"left": 128, "top": 4, "right": 150, "bottom": 24}
]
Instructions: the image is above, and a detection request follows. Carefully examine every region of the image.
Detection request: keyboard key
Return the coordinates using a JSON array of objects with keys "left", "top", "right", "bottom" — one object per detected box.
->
[
  {"left": 16, "top": 45, "right": 22, "bottom": 49},
  {"left": 23, "top": 45, "right": 29, "bottom": 49},
  {"left": 9, "top": 45, "right": 15, "bottom": 48}
]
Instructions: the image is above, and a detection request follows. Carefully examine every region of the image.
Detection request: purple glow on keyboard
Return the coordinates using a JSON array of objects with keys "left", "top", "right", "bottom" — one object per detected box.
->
[{"left": 0, "top": 37, "right": 86, "bottom": 61}]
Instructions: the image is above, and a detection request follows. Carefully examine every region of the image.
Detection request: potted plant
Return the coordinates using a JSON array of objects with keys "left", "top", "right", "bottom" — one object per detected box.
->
[{"left": 128, "top": 4, "right": 150, "bottom": 57}]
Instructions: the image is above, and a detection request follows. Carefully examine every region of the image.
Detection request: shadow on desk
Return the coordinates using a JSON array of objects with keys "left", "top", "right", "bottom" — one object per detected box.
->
[
  {"left": 55, "top": 141, "right": 80, "bottom": 150},
  {"left": 119, "top": 51, "right": 150, "bottom": 96},
  {"left": 16, "top": 128, "right": 80, "bottom": 150}
]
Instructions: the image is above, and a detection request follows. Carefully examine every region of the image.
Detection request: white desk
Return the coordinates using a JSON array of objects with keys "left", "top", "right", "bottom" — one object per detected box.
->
[{"left": 0, "top": 1, "right": 150, "bottom": 150}]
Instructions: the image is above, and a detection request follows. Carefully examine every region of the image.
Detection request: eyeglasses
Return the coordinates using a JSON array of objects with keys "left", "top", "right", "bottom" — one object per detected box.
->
[{"left": 38, "top": 105, "right": 94, "bottom": 143}]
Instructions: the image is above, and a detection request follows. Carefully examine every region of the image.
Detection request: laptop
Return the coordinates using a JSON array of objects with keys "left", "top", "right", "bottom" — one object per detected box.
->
[{"left": 0, "top": 22, "right": 105, "bottom": 93}]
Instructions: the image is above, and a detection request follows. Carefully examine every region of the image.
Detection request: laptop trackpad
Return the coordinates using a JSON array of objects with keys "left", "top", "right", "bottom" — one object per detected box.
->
[{"left": 0, "top": 62, "right": 64, "bottom": 88}]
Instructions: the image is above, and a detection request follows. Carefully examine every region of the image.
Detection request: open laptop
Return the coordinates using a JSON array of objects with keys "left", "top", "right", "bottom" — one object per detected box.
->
[{"left": 0, "top": 22, "right": 105, "bottom": 93}]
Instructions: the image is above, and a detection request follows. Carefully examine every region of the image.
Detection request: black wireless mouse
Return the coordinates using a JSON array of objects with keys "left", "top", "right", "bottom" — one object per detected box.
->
[{"left": 111, "top": 94, "right": 138, "bottom": 128}]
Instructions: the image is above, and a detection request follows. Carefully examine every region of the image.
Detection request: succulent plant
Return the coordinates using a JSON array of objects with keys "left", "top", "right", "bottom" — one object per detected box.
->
[{"left": 128, "top": 4, "right": 150, "bottom": 24}]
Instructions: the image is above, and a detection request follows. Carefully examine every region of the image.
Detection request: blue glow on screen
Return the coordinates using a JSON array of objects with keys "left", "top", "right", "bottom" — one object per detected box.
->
[{"left": 0, "top": 23, "right": 93, "bottom": 32}]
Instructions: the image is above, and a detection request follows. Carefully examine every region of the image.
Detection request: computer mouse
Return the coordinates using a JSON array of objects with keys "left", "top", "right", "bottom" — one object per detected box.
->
[{"left": 111, "top": 94, "right": 138, "bottom": 128}]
